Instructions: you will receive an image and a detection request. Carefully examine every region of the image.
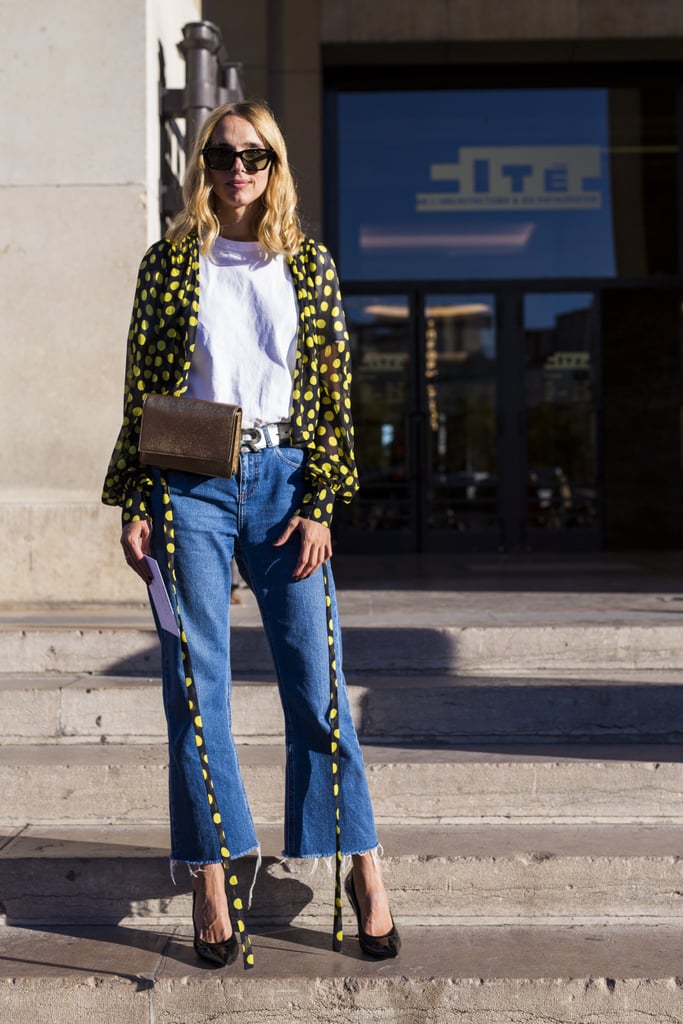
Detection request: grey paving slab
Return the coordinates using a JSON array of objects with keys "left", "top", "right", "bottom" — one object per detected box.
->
[
  {"left": 2, "top": 924, "right": 683, "bottom": 1024},
  {"left": 4, "top": 823, "right": 683, "bottom": 928},
  {"left": 5, "top": 583, "right": 683, "bottom": 675},
  {"left": 5, "top": 583, "right": 683, "bottom": 627},
  {"left": 3, "top": 743, "right": 683, "bottom": 828},
  {"left": 0, "top": 827, "right": 20, "bottom": 853},
  {"left": 0, "top": 924, "right": 170, "bottom": 1024},
  {"left": 6, "top": 669, "right": 683, "bottom": 745},
  {"left": 6, "top": 620, "right": 683, "bottom": 675},
  {"left": 5, "top": 820, "right": 683, "bottom": 858}
]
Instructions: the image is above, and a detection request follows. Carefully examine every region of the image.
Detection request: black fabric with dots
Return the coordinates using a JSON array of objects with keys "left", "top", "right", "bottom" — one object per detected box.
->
[{"left": 102, "top": 233, "right": 359, "bottom": 529}]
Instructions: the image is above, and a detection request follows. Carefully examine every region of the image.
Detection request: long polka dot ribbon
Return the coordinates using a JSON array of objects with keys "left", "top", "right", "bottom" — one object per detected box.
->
[
  {"left": 160, "top": 478, "right": 254, "bottom": 970},
  {"left": 322, "top": 564, "right": 343, "bottom": 952}
]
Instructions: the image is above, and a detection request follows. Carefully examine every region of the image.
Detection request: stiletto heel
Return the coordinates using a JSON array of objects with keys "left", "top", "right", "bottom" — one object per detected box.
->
[
  {"left": 192, "top": 890, "right": 239, "bottom": 967},
  {"left": 344, "top": 871, "right": 401, "bottom": 959}
]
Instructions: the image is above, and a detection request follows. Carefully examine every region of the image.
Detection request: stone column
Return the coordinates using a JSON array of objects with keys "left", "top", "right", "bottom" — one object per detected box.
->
[{"left": 0, "top": 0, "right": 199, "bottom": 603}]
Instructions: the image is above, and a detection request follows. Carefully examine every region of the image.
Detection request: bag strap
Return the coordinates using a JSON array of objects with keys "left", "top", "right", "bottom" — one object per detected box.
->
[{"left": 160, "top": 477, "right": 254, "bottom": 970}]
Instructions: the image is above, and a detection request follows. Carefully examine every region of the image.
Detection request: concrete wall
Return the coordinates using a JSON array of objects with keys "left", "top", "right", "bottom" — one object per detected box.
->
[
  {"left": 204, "top": 0, "right": 322, "bottom": 237},
  {"left": 320, "top": 0, "right": 683, "bottom": 42},
  {"left": 1, "top": 0, "right": 199, "bottom": 604}
]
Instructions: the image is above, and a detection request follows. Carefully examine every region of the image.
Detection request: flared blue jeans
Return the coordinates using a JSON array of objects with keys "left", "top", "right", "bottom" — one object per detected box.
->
[{"left": 149, "top": 445, "right": 378, "bottom": 865}]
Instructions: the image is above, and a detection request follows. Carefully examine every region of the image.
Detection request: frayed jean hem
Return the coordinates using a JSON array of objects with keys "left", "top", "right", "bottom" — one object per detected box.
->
[
  {"left": 277, "top": 843, "right": 382, "bottom": 880},
  {"left": 170, "top": 844, "right": 262, "bottom": 908}
]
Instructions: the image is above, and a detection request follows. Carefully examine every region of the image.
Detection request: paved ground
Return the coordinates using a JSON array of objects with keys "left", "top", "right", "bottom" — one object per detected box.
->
[{"left": 2, "top": 550, "right": 683, "bottom": 627}]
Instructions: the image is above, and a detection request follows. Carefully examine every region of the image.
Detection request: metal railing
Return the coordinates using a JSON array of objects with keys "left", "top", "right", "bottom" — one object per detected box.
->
[{"left": 160, "top": 20, "right": 245, "bottom": 227}]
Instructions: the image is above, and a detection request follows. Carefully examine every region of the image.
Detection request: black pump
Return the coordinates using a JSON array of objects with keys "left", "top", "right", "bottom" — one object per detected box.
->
[
  {"left": 344, "top": 871, "right": 401, "bottom": 959},
  {"left": 192, "top": 889, "right": 239, "bottom": 967}
]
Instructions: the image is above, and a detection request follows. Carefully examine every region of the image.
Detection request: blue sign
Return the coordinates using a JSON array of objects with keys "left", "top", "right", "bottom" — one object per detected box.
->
[{"left": 334, "top": 89, "right": 616, "bottom": 280}]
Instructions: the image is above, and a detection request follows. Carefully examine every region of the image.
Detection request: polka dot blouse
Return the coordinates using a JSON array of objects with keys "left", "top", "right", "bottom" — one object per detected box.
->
[{"left": 102, "top": 233, "right": 359, "bottom": 528}]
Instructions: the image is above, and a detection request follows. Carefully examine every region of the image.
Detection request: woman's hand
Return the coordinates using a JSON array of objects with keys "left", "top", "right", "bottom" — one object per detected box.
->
[
  {"left": 273, "top": 516, "right": 332, "bottom": 580},
  {"left": 121, "top": 519, "right": 154, "bottom": 584}
]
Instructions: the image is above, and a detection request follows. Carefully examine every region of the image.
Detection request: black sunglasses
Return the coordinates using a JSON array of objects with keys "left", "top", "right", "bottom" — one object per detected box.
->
[{"left": 202, "top": 146, "right": 275, "bottom": 173}]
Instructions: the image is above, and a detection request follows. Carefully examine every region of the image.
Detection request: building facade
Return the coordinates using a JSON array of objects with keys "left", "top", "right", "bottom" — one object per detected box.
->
[
  {"left": 4, "top": 1, "right": 683, "bottom": 604},
  {"left": 207, "top": 0, "right": 683, "bottom": 555}
]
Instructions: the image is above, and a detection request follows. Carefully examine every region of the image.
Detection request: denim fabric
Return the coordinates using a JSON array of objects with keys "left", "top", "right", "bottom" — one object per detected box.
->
[{"left": 149, "top": 446, "right": 378, "bottom": 864}]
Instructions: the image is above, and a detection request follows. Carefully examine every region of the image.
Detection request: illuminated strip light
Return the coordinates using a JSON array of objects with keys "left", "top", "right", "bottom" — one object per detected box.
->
[
  {"left": 360, "top": 224, "right": 535, "bottom": 251},
  {"left": 364, "top": 303, "right": 492, "bottom": 319}
]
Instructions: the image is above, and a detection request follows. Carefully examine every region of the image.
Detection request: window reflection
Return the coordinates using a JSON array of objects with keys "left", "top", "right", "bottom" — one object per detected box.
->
[
  {"left": 342, "top": 296, "right": 412, "bottom": 533},
  {"left": 425, "top": 297, "right": 497, "bottom": 532},
  {"left": 525, "top": 294, "right": 598, "bottom": 532}
]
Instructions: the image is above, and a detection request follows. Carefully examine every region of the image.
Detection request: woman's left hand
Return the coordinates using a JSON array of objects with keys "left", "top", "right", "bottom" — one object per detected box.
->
[{"left": 273, "top": 516, "right": 332, "bottom": 580}]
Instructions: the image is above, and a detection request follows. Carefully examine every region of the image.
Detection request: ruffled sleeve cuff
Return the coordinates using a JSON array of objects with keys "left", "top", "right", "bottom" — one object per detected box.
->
[
  {"left": 296, "top": 481, "right": 336, "bottom": 529},
  {"left": 121, "top": 488, "right": 151, "bottom": 526}
]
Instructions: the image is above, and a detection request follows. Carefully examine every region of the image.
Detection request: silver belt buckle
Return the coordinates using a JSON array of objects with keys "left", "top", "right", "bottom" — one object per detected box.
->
[
  {"left": 240, "top": 423, "right": 291, "bottom": 453},
  {"left": 240, "top": 427, "right": 264, "bottom": 453}
]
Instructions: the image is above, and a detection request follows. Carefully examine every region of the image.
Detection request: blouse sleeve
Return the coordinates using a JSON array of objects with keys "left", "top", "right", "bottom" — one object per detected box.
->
[
  {"left": 296, "top": 244, "right": 359, "bottom": 527},
  {"left": 101, "top": 241, "right": 172, "bottom": 525}
]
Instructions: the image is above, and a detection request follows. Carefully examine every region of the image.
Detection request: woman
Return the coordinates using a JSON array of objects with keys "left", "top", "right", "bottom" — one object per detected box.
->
[{"left": 102, "top": 100, "right": 400, "bottom": 968}]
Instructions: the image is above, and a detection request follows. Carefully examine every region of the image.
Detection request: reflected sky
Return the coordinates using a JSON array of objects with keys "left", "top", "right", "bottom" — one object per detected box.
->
[{"left": 525, "top": 293, "right": 593, "bottom": 330}]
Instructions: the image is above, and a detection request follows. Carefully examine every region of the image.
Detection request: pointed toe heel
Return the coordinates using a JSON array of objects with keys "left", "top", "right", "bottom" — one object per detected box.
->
[
  {"left": 192, "top": 890, "right": 239, "bottom": 967},
  {"left": 345, "top": 871, "right": 401, "bottom": 959}
]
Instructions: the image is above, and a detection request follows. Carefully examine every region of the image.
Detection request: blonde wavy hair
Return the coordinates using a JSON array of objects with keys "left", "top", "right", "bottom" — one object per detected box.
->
[{"left": 167, "top": 100, "right": 304, "bottom": 255}]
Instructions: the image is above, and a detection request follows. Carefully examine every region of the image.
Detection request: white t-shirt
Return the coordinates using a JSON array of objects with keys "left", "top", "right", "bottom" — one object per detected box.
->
[{"left": 187, "top": 236, "right": 298, "bottom": 428}]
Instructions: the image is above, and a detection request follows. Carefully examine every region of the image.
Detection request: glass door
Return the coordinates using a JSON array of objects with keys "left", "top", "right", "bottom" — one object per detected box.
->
[
  {"left": 524, "top": 293, "right": 600, "bottom": 547},
  {"left": 335, "top": 288, "right": 601, "bottom": 553},
  {"left": 337, "top": 291, "right": 501, "bottom": 552},
  {"left": 422, "top": 295, "right": 499, "bottom": 547},
  {"left": 337, "top": 294, "right": 416, "bottom": 550}
]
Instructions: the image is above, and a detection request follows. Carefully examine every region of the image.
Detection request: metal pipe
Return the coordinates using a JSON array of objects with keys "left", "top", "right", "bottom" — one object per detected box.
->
[{"left": 179, "top": 21, "right": 222, "bottom": 158}]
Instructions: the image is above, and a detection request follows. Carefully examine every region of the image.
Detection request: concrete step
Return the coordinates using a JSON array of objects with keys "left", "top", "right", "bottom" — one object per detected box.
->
[
  {"left": 3, "top": 742, "right": 683, "bottom": 827},
  {"left": 2, "top": 922, "right": 683, "bottom": 1024},
  {"left": 4, "top": 590, "right": 683, "bottom": 674},
  {"left": 4, "top": 670, "right": 683, "bottom": 745},
  {"left": 3, "top": 823, "right": 683, "bottom": 928}
]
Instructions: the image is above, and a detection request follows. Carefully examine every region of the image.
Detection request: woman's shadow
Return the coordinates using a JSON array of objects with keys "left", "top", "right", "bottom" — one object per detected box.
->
[{"left": 1, "top": 836, "right": 350, "bottom": 978}]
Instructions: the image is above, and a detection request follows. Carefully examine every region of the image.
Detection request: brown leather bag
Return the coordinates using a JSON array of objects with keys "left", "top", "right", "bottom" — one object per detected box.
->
[{"left": 138, "top": 394, "right": 242, "bottom": 478}]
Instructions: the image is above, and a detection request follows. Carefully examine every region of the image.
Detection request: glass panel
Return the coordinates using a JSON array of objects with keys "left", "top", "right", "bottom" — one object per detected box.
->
[
  {"left": 425, "top": 295, "right": 497, "bottom": 532},
  {"left": 334, "top": 86, "right": 678, "bottom": 281},
  {"left": 525, "top": 294, "right": 599, "bottom": 532},
  {"left": 338, "top": 296, "right": 412, "bottom": 534}
]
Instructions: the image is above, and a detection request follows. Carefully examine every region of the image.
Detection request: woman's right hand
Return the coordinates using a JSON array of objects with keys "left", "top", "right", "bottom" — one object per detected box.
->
[{"left": 121, "top": 519, "right": 153, "bottom": 583}]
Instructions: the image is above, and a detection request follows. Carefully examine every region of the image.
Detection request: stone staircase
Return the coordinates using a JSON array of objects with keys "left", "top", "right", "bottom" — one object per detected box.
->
[{"left": 2, "top": 576, "right": 683, "bottom": 1023}]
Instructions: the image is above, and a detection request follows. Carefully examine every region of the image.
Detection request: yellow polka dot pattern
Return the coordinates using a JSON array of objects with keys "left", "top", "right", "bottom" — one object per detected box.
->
[
  {"left": 323, "top": 566, "right": 343, "bottom": 952},
  {"left": 101, "top": 234, "right": 359, "bottom": 530},
  {"left": 160, "top": 477, "right": 255, "bottom": 971}
]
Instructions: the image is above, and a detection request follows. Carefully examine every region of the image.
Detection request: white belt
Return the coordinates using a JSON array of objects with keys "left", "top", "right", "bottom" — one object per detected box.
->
[{"left": 240, "top": 422, "right": 292, "bottom": 453}]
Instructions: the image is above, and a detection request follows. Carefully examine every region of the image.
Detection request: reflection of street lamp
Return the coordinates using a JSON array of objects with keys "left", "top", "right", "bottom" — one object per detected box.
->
[
  {"left": 360, "top": 301, "right": 495, "bottom": 449},
  {"left": 425, "top": 316, "right": 439, "bottom": 433}
]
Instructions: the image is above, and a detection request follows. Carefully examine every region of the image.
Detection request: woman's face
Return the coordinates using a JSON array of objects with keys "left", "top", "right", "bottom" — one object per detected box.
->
[{"left": 205, "top": 115, "right": 270, "bottom": 228}]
